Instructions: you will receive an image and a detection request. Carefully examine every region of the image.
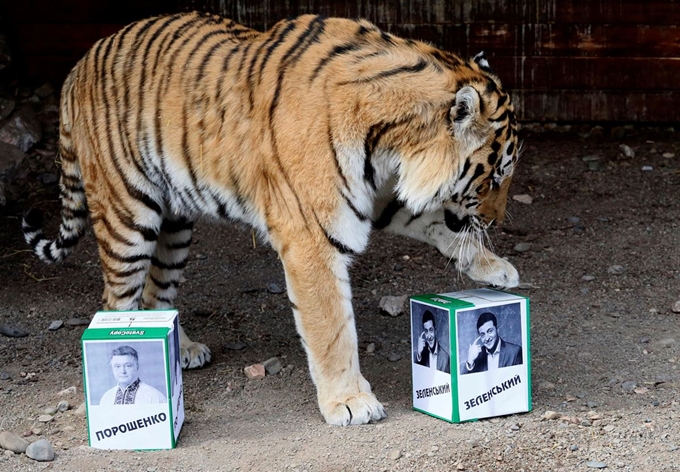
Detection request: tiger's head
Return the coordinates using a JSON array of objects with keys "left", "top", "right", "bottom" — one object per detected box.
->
[{"left": 387, "top": 51, "right": 519, "bottom": 235}]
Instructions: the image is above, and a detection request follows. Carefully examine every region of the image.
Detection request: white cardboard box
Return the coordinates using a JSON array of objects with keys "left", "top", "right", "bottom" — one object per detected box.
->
[
  {"left": 81, "top": 310, "right": 184, "bottom": 450},
  {"left": 410, "top": 288, "right": 531, "bottom": 422}
]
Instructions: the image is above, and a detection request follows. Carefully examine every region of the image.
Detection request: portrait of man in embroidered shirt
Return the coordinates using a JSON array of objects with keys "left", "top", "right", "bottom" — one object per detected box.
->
[
  {"left": 460, "top": 311, "right": 522, "bottom": 375},
  {"left": 99, "top": 345, "right": 167, "bottom": 405},
  {"left": 413, "top": 309, "right": 451, "bottom": 374}
]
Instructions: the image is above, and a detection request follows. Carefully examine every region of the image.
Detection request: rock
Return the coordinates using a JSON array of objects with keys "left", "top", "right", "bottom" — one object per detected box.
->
[
  {"left": 585, "top": 461, "right": 607, "bottom": 469},
  {"left": 43, "top": 406, "right": 57, "bottom": 415},
  {"left": 267, "top": 282, "right": 285, "bottom": 294},
  {"left": 0, "top": 373, "right": 10, "bottom": 380},
  {"left": 31, "top": 428, "right": 43, "bottom": 436},
  {"left": 607, "top": 265, "right": 625, "bottom": 275},
  {"left": 0, "top": 142, "right": 27, "bottom": 179},
  {"left": 570, "top": 444, "right": 579, "bottom": 451},
  {"left": 224, "top": 341, "right": 247, "bottom": 351},
  {"left": 58, "top": 386, "right": 76, "bottom": 396},
  {"left": 621, "top": 380, "right": 637, "bottom": 392},
  {"left": 512, "top": 194, "right": 533, "bottom": 204},
  {"left": 587, "top": 161, "right": 601, "bottom": 171},
  {"left": 672, "top": 301, "right": 680, "bottom": 313},
  {"left": 513, "top": 242, "right": 532, "bottom": 253},
  {"left": 37, "top": 415, "right": 53, "bottom": 423},
  {"left": 0, "top": 431, "right": 30, "bottom": 453},
  {"left": 389, "top": 449, "right": 402, "bottom": 460},
  {"left": 387, "top": 353, "right": 402, "bottom": 362},
  {"left": 379, "top": 295, "right": 407, "bottom": 317},
  {"left": 262, "top": 357, "right": 282, "bottom": 375},
  {"left": 543, "top": 411, "right": 561, "bottom": 420},
  {"left": 586, "top": 400, "right": 599, "bottom": 408},
  {"left": 57, "top": 400, "right": 70, "bottom": 412},
  {"left": 0, "top": 324, "right": 28, "bottom": 338},
  {"left": 0, "top": 97, "right": 15, "bottom": 120},
  {"left": 34, "top": 83, "right": 55, "bottom": 99},
  {"left": 47, "top": 320, "right": 63, "bottom": 331},
  {"left": 581, "top": 275, "right": 595, "bottom": 281},
  {"left": 25, "top": 439, "right": 55, "bottom": 462},
  {"left": 657, "top": 338, "right": 676, "bottom": 348},
  {"left": 656, "top": 373, "right": 672, "bottom": 384},
  {"left": 619, "top": 144, "right": 635, "bottom": 158},
  {"left": 0, "top": 106, "right": 42, "bottom": 152},
  {"left": 366, "top": 342, "right": 376, "bottom": 353},
  {"left": 65, "top": 318, "right": 90, "bottom": 326},
  {"left": 634, "top": 387, "right": 649, "bottom": 394},
  {"left": 641, "top": 165, "right": 653, "bottom": 171},
  {"left": 244, "top": 364, "right": 265, "bottom": 380},
  {"left": 662, "top": 152, "right": 675, "bottom": 158},
  {"left": 582, "top": 154, "right": 601, "bottom": 162},
  {"left": 74, "top": 402, "right": 86, "bottom": 416},
  {"left": 566, "top": 216, "right": 581, "bottom": 224}
]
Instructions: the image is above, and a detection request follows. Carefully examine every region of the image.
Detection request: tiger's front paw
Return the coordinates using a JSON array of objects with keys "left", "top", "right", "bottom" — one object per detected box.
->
[
  {"left": 463, "top": 252, "right": 519, "bottom": 289},
  {"left": 180, "top": 341, "right": 211, "bottom": 369},
  {"left": 320, "top": 392, "right": 387, "bottom": 426}
]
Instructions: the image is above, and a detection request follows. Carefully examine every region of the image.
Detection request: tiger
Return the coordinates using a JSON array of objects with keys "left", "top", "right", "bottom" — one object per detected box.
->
[{"left": 22, "top": 11, "right": 520, "bottom": 426}]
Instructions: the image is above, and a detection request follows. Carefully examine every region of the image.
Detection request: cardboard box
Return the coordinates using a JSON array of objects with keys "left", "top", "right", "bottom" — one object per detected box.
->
[
  {"left": 410, "top": 288, "right": 531, "bottom": 423},
  {"left": 81, "top": 310, "right": 184, "bottom": 450}
]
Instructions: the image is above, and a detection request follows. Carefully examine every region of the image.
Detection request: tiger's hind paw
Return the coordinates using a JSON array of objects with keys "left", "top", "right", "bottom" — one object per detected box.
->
[
  {"left": 181, "top": 341, "right": 211, "bottom": 369},
  {"left": 321, "top": 392, "right": 387, "bottom": 426}
]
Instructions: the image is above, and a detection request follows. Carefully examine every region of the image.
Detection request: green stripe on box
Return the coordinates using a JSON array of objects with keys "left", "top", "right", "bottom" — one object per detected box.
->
[
  {"left": 81, "top": 327, "right": 170, "bottom": 340},
  {"left": 410, "top": 294, "right": 476, "bottom": 310}
]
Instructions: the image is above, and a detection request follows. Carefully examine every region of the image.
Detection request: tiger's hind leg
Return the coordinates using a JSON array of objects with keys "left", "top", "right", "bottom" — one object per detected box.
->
[
  {"left": 277, "top": 235, "right": 386, "bottom": 426},
  {"left": 376, "top": 204, "right": 519, "bottom": 288},
  {"left": 140, "top": 216, "right": 211, "bottom": 369}
]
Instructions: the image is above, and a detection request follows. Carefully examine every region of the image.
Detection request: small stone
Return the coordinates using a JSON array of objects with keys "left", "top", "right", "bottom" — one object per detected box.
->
[
  {"left": 641, "top": 165, "right": 653, "bottom": 171},
  {"left": 619, "top": 144, "right": 635, "bottom": 158},
  {"left": 43, "top": 407, "right": 57, "bottom": 415},
  {"left": 513, "top": 242, "right": 532, "bottom": 253},
  {"left": 543, "top": 411, "right": 561, "bottom": 420},
  {"left": 582, "top": 154, "right": 601, "bottom": 162},
  {"left": 37, "top": 415, "right": 53, "bottom": 423},
  {"left": 657, "top": 338, "right": 676, "bottom": 348},
  {"left": 621, "top": 380, "right": 637, "bottom": 392},
  {"left": 566, "top": 216, "right": 581, "bottom": 224},
  {"left": 656, "top": 373, "right": 672, "bottom": 384},
  {"left": 586, "top": 400, "right": 599, "bottom": 408},
  {"left": 570, "top": 444, "right": 579, "bottom": 451},
  {"left": 47, "top": 320, "right": 63, "bottom": 331},
  {"left": 538, "top": 380, "right": 555, "bottom": 391},
  {"left": 74, "top": 402, "right": 86, "bottom": 416},
  {"left": 262, "top": 357, "right": 282, "bottom": 375},
  {"left": 387, "top": 353, "right": 402, "bottom": 362},
  {"left": 267, "top": 283, "right": 285, "bottom": 294},
  {"left": 662, "top": 152, "right": 675, "bottom": 158},
  {"left": 0, "top": 324, "right": 28, "bottom": 338},
  {"left": 634, "top": 387, "right": 649, "bottom": 394},
  {"left": 603, "top": 425, "right": 615, "bottom": 433},
  {"left": 65, "top": 318, "right": 90, "bottom": 326},
  {"left": 640, "top": 337, "right": 650, "bottom": 344},
  {"left": 672, "top": 301, "right": 680, "bottom": 313},
  {"left": 0, "top": 373, "right": 10, "bottom": 380},
  {"left": 588, "top": 161, "right": 602, "bottom": 171},
  {"left": 581, "top": 275, "right": 595, "bottom": 281},
  {"left": 31, "top": 428, "right": 43, "bottom": 436},
  {"left": 607, "top": 265, "right": 625, "bottom": 275},
  {"left": 244, "top": 364, "right": 266, "bottom": 380},
  {"left": 580, "top": 420, "right": 592, "bottom": 427},
  {"left": 512, "top": 194, "right": 533, "bottom": 204},
  {"left": 194, "top": 253, "right": 207, "bottom": 260},
  {"left": 57, "top": 400, "right": 70, "bottom": 412},
  {"left": 389, "top": 450, "right": 402, "bottom": 460},
  {"left": 366, "top": 343, "right": 376, "bottom": 353},
  {"left": 585, "top": 461, "right": 607, "bottom": 469},
  {"left": 379, "top": 295, "right": 408, "bottom": 317},
  {"left": 58, "top": 386, "right": 76, "bottom": 396},
  {"left": 224, "top": 341, "right": 247, "bottom": 351},
  {"left": 0, "top": 431, "right": 30, "bottom": 453},
  {"left": 25, "top": 439, "right": 55, "bottom": 462}
]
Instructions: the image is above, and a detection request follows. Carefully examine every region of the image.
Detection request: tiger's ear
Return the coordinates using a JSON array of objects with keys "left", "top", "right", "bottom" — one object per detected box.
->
[
  {"left": 450, "top": 86, "right": 487, "bottom": 155},
  {"left": 473, "top": 51, "right": 492, "bottom": 72}
]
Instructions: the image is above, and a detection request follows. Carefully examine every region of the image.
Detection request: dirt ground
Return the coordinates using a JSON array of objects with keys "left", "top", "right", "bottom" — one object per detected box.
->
[{"left": 1, "top": 127, "right": 679, "bottom": 471}]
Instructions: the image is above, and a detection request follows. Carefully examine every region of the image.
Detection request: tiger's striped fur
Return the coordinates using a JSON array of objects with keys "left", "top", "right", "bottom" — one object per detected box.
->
[{"left": 22, "top": 12, "right": 520, "bottom": 425}]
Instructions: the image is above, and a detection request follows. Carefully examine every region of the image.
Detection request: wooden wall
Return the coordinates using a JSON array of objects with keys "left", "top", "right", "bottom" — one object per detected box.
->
[{"left": 4, "top": 1, "right": 680, "bottom": 123}]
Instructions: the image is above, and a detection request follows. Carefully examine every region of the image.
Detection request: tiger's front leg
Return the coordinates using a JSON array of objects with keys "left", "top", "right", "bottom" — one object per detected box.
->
[
  {"left": 277, "top": 236, "right": 386, "bottom": 426},
  {"left": 378, "top": 206, "right": 519, "bottom": 288}
]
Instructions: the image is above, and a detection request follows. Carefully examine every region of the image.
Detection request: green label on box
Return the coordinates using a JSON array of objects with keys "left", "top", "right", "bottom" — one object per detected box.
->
[{"left": 82, "top": 327, "right": 170, "bottom": 340}]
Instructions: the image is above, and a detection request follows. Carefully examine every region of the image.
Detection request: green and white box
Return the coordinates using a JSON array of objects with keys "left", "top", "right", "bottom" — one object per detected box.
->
[
  {"left": 81, "top": 310, "right": 184, "bottom": 450},
  {"left": 410, "top": 288, "right": 531, "bottom": 423}
]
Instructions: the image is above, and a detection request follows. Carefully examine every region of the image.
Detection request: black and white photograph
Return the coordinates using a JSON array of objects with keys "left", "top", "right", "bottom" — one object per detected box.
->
[
  {"left": 411, "top": 304, "right": 451, "bottom": 374},
  {"left": 84, "top": 341, "right": 168, "bottom": 406},
  {"left": 457, "top": 303, "right": 523, "bottom": 376}
]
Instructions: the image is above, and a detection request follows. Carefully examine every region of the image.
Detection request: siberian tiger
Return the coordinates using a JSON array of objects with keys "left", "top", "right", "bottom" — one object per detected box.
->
[{"left": 23, "top": 12, "right": 520, "bottom": 426}]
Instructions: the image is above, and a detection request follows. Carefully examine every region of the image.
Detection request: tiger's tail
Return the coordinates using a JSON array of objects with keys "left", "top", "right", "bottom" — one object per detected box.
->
[{"left": 22, "top": 71, "right": 88, "bottom": 264}]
